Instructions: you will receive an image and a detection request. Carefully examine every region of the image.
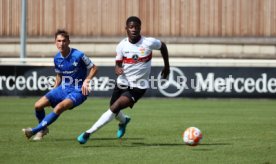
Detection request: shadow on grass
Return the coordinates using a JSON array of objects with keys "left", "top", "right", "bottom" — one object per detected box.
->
[
  {"left": 131, "top": 142, "right": 184, "bottom": 147},
  {"left": 82, "top": 142, "right": 184, "bottom": 148},
  {"left": 54, "top": 137, "right": 231, "bottom": 149},
  {"left": 92, "top": 137, "right": 144, "bottom": 141},
  {"left": 82, "top": 142, "right": 230, "bottom": 149},
  {"left": 54, "top": 137, "right": 144, "bottom": 142},
  {"left": 81, "top": 141, "right": 232, "bottom": 149},
  {"left": 199, "top": 143, "right": 232, "bottom": 146},
  {"left": 187, "top": 143, "right": 232, "bottom": 151},
  {"left": 132, "top": 142, "right": 231, "bottom": 147}
]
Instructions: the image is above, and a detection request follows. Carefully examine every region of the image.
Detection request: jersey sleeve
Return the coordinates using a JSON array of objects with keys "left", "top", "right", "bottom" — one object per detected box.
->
[
  {"left": 81, "top": 54, "right": 94, "bottom": 69},
  {"left": 54, "top": 57, "right": 61, "bottom": 74},
  {"left": 115, "top": 41, "right": 124, "bottom": 62},
  {"left": 147, "top": 37, "right": 162, "bottom": 50}
]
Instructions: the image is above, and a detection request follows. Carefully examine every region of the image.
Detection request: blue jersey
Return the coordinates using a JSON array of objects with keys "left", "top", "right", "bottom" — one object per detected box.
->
[{"left": 54, "top": 48, "right": 94, "bottom": 91}]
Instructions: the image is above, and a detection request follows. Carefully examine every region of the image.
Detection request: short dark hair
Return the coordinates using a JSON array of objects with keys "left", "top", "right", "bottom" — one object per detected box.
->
[
  {"left": 55, "top": 29, "right": 69, "bottom": 40},
  {"left": 126, "top": 16, "right": 141, "bottom": 26}
]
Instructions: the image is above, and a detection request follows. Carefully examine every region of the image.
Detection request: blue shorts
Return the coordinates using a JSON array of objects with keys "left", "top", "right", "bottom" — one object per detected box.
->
[{"left": 45, "top": 86, "right": 87, "bottom": 109}]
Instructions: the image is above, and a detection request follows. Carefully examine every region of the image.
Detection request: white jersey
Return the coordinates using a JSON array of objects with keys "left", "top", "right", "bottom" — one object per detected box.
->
[{"left": 115, "top": 36, "right": 162, "bottom": 89}]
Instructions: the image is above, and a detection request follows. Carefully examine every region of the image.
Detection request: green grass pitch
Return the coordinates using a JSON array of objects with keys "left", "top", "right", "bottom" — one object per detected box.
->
[{"left": 0, "top": 97, "right": 275, "bottom": 164}]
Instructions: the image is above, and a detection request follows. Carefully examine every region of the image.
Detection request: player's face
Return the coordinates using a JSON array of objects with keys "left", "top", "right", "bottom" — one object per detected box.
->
[
  {"left": 55, "top": 35, "right": 70, "bottom": 55},
  {"left": 126, "top": 21, "right": 141, "bottom": 43}
]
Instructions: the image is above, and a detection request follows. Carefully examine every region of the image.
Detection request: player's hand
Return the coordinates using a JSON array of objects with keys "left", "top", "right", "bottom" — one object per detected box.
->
[
  {"left": 82, "top": 79, "right": 91, "bottom": 96},
  {"left": 115, "top": 66, "right": 124, "bottom": 75},
  {"left": 161, "top": 66, "right": 170, "bottom": 79}
]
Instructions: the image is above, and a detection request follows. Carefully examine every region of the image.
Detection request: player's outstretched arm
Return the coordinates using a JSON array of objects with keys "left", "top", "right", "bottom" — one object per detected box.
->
[
  {"left": 82, "top": 65, "right": 98, "bottom": 96},
  {"left": 53, "top": 74, "right": 61, "bottom": 88},
  {"left": 160, "top": 42, "right": 170, "bottom": 79}
]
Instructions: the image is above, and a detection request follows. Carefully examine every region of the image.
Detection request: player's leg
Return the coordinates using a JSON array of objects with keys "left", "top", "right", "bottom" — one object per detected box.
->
[
  {"left": 77, "top": 95, "right": 133, "bottom": 144},
  {"left": 23, "top": 87, "right": 75, "bottom": 140},
  {"left": 114, "top": 87, "right": 147, "bottom": 138},
  {"left": 25, "top": 99, "right": 73, "bottom": 139},
  {"left": 77, "top": 86, "right": 146, "bottom": 144},
  {"left": 115, "top": 110, "right": 128, "bottom": 125},
  {"left": 24, "top": 99, "right": 73, "bottom": 140},
  {"left": 33, "top": 86, "right": 64, "bottom": 124},
  {"left": 110, "top": 96, "right": 133, "bottom": 138},
  {"left": 110, "top": 85, "right": 127, "bottom": 124},
  {"left": 87, "top": 95, "right": 133, "bottom": 133},
  {"left": 34, "top": 96, "right": 51, "bottom": 123},
  {"left": 31, "top": 91, "right": 86, "bottom": 140},
  {"left": 84, "top": 85, "right": 133, "bottom": 135},
  {"left": 23, "top": 87, "right": 63, "bottom": 140},
  {"left": 30, "top": 96, "right": 52, "bottom": 140},
  {"left": 110, "top": 85, "right": 131, "bottom": 124},
  {"left": 32, "top": 90, "right": 85, "bottom": 134},
  {"left": 77, "top": 85, "right": 128, "bottom": 144}
]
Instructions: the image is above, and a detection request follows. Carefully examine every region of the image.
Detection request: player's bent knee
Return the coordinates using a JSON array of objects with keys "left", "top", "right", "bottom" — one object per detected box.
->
[
  {"left": 53, "top": 105, "right": 67, "bottom": 115},
  {"left": 54, "top": 103, "right": 70, "bottom": 113},
  {"left": 110, "top": 105, "right": 120, "bottom": 114},
  {"left": 54, "top": 100, "right": 73, "bottom": 114},
  {"left": 110, "top": 97, "right": 134, "bottom": 113},
  {"left": 34, "top": 96, "right": 51, "bottom": 110},
  {"left": 34, "top": 102, "right": 43, "bottom": 110}
]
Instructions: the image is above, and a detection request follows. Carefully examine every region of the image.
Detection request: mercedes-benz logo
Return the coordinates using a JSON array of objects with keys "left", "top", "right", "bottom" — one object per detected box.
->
[
  {"left": 46, "top": 76, "right": 56, "bottom": 89},
  {"left": 157, "top": 67, "right": 187, "bottom": 97}
]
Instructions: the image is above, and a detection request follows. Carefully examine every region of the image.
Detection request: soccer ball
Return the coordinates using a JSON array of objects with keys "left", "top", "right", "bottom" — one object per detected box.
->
[{"left": 182, "top": 127, "right": 203, "bottom": 146}]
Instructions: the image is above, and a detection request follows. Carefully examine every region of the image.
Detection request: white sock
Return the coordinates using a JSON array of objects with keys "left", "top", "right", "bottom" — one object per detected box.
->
[
  {"left": 116, "top": 111, "right": 126, "bottom": 124},
  {"left": 86, "top": 109, "right": 115, "bottom": 134}
]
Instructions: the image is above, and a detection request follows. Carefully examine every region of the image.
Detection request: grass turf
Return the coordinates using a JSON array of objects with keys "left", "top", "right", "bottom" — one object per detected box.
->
[{"left": 0, "top": 97, "right": 275, "bottom": 164}]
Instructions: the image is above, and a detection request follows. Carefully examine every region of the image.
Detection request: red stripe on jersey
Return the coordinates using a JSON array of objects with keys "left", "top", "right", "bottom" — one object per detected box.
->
[{"left": 123, "top": 53, "right": 152, "bottom": 64}]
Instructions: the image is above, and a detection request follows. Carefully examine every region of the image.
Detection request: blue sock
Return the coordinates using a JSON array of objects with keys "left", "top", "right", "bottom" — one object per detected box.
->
[
  {"left": 35, "top": 109, "right": 45, "bottom": 123},
  {"left": 32, "top": 112, "right": 59, "bottom": 134}
]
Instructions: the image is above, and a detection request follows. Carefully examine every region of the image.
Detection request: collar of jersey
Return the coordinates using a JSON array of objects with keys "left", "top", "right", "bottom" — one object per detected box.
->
[
  {"left": 128, "top": 36, "right": 143, "bottom": 45},
  {"left": 60, "top": 48, "right": 72, "bottom": 58}
]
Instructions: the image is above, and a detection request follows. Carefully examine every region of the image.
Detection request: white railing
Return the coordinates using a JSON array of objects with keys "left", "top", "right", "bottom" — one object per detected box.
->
[{"left": 1, "top": 57, "right": 276, "bottom": 67}]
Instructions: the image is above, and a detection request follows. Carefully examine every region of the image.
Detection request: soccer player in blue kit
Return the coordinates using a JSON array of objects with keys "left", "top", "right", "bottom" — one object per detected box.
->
[{"left": 22, "top": 29, "right": 97, "bottom": 141}]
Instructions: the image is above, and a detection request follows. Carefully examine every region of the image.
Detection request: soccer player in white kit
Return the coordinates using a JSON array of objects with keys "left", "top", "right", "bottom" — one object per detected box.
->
[{"left": 77, "top": 16, "right": 170, "bottom": 144}]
